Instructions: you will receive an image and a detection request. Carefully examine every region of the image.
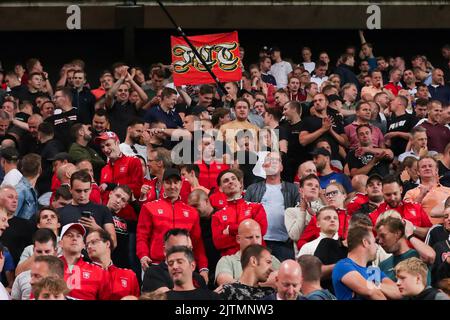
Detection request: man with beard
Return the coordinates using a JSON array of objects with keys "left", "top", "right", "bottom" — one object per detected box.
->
[
  {"left": 347, "top": 174, "right": 385, "bottom": 215},
  {"left": 119, "top": 118, "right": 147, "bottom": 161},
  {"left": 370, "top": 175, "right": 432, "bottom": 239},
  {"left": 68, "top": 123, "right": 105, "bottom": 177}
]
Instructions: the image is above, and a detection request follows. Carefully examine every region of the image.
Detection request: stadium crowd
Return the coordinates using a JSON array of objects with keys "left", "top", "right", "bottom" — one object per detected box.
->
[{"left": 0, "top": 31, "right": 449, "bottom": 300}]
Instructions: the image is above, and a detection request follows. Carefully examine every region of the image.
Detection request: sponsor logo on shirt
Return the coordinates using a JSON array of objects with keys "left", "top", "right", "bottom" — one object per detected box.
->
[
  {"left": 183, "top": 210, "right": 189, "bottom": 218},
  {"left": 245, "top": 209, "right": 251, "bottom": 216},
  {"left": 119, "top": 166, "right": 126, "bottom": 173},
  {"left": 121, "top": 278, "right": 128, "bottom": 288},
  {"left": 158, "top": 209, "right": 163, "bottom": 215}
]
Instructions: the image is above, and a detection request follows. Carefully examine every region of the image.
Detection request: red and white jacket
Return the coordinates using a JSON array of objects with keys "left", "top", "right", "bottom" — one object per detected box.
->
[
  {"left": 100, "top": 154, "right": 143, "bottom": 221},
  {"left": 136, "top": 196, "right": 208, "bottom": 269},
  {"left": 369, "top": 201, "right": 432, "bottom": 228},
  {"left": 211, "top": 197, "right": 268, "bottom": 256},
  {"left": 195, "top": 160, "right": 229, "bottom": 190},
  {"left": 60, "top": 256, "right": 110, "bottom": 300},
  {"left": 139, "top": 177, "right": 191, "bottom": 205},
  {"left": 93, "top": 262, "right": 140, "bottom": 300}
]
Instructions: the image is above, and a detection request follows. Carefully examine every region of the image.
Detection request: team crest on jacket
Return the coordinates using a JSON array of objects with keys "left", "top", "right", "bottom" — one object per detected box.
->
[
  {"left": 120, "top": 166, "right": 126, "bottom": 173},
  {"left": 158, "top": 209, "right": 163, "bottom": 215},
  {"left": 245, "top": 209, "right": 251, "bottom": 216},
  {"left": 222, "top": 215, "right": 227, "bottom": 221},
  {"left": 410, "top": 208, "right": 416, "bottom": 216},
  {"left": 121, "top": 278, "right": 128, "bottom": 288},
  {"left": 82, "top": 271, "right": 91, "bottom": 279},
  {"left": 219, "top": 200, "right": 223, "bottom": 205},
  {"left": 183, "top": 210, "right": 189, "bottom": 218}
]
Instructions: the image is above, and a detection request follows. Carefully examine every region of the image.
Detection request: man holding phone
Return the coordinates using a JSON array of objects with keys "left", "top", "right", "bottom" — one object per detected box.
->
[{"left": 57, "top": 170, "right": 117, "bottom": 248}]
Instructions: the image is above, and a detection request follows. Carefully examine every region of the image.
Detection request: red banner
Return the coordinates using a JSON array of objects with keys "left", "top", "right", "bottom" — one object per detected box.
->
[{"left": 171, "top": 31, "right": 242, "bottom": 86}]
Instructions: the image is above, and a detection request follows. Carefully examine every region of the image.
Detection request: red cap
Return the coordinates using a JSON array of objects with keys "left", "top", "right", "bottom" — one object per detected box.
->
[{"left": 94, "top": 131, "right": 119, "bottom": 144}]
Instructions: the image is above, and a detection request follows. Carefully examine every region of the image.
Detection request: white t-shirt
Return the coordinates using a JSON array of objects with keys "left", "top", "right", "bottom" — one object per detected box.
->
[
  {"left": 119, "top": 143, "right": 147, "bottom": 161},
  {"left": 303, "top": 62, "right": 316, "bottom": 74},
  {"left": 11, "top": 270, "right": 31, "bottom": 300},
  {"left": 1, "top": 168, "right": 23, "bottom": 187},
  {"left": 0, "top": 283, "right": 10, "bottom": 300},
  {"left": 270, "top": 61, "right": 293, "bottom": 89},
  {"left": 297, "top": 232, "right": 339, "bottom": 258}
]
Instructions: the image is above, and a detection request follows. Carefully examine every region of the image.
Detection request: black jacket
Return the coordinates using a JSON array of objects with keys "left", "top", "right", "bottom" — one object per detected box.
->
[
  {"left": 244, "top": 180, "right": 300, "bottom": 210},
  {"left": 72, "top": 87, "right": 96, "bottom": 124}
]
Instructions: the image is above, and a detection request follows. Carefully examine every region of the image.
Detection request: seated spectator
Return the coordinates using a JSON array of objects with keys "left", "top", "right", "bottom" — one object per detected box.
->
[
  {"left": 297, "top": 254, "right": 336, "bottom": 300},
  {"left": 32, "top": 276, "right": 69, "bottom": 300},
  {"left": 220, "top": 244, "right": 275, "bottom": 300},
  {"left": 347, "top": 174, "right": 384, "bottom": 215},
  {"left": 376, "top": 216, "right": 435, "bottom": 282},
  {"left": 29, "top": 255, "right": 65, "bottom": 298},
  {"left": 426, "top": 196, "right": 450, "bottom": 248},
  {"left": 395, "top": 257, "right": 449, "bottom": 300},
  {"left": 404, "top": 156, "right": 450, "bottom": 224},
  {"left": 332, "top": 225, "right": 401, "bottom": 300},
  {"left": 165, "top": 246, "right": 220, "bottom": 300},
  {"left": 86, "top": 229, "right": 140, "bottom": 300},
  {"left": 263, "top": 259, "right": 304, "bottom": 300},
  {"left": 215, "top": 219, "right": 280, "bottom": 286},
  {"left": 311, "top": 148, "right": 352, "bottom": 193},
  {"left": 142, "top": 228, "right": 208, "bottom": 294}
]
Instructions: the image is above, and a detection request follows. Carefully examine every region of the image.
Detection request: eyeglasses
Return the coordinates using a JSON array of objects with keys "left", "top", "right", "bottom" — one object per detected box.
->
[
  {"left": 325, "top": 190, "right": 340, "bottom": 198},
  {"left": 86, "top": 239, "right": 103, "bottom": 247}
]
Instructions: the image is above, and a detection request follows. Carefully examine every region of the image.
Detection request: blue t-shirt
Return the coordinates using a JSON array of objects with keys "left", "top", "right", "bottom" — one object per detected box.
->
[
  {"left": 143, "top": 105, "right": 183, "bottom": 129},
  {"left": 332, "top": 257, "right": 387, "bottom": 300},
  {"left": 319, "top": 172, "right": 353, "bottom": 193}
]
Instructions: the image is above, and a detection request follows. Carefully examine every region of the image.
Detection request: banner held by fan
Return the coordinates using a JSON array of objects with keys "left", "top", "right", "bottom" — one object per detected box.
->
[{"left": 171, "top": 31, "right": 242, "bottom": 86}]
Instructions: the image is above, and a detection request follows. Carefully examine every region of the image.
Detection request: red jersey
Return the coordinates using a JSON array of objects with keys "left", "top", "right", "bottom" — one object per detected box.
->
[
  {"left": 195, "top": 160, "right": 229, "bottom": 190},
  {"left": 369, "top": 201, "right": 433, "bottom": 228},
  {"left": 139, "top": 177, "right": 191, "bottom": 205},
  {"left": 136, "top": 197, "right": 208, "bottom": 269},
  {"left": 60, "top": 256, "right": 110, "bottom": 300},
  {"left": 209, "top": 190, "right": 228, "bottom": 210},
  {"left": 211, "top": 198, "right": 268, "bottom": 256},
  {"left": 346, "top": 193, "right": 369, "bottom": 216},
  {"left": 94, "top": 263, "right": 140, "bottom": 300},
  {"left": 297, "top": 208, "right": 350, "bottom": 250},
  {"left": 100, "top": 154, "right": 143, "bottom": 221}
]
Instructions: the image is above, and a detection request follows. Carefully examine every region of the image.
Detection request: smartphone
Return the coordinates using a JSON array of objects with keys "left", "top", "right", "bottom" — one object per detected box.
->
[{"left": 81, "top": 211, "right": 92, "bottom": 219}]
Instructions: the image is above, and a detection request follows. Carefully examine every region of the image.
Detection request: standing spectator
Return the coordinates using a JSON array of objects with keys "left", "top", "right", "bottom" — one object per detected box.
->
[
  {"left": 68, "top": 123, "right": 105, "bottom": 176},
  {"left": 370, "top": 175, "right": 432, "bottom": 239},
  {"left": 71, "top": 70, "right": 96, "bottom": 124},
  {"left": 419, "top": 100, "right": 450, "bottom": 154},
  {"left": 376, "top": 216, "right": 435, "bottom": 282},
  {"left": 259, "top": 56, "right": 277, "bottom": 86},
  {"left": 270, "top": 47, "right": 292, "bottom": 89},
  {"left": 311, "top": 148, "right": 352, "bottom": 192},
  {"left": 347, "top": 174, "right": 384, "bottom": 215},
  {"left": 245, "top": 152, "right": 299, "bottom": 261},
  {"left": 143, "top": 87, "right": 181, "bottom": 130},
  {"left": 211, "top": 169, "right": 268, "bottom": 257},
  {"left": 398, "top": 126, "right": 434, "bottom": 163},
  {"left": 15, "top": 153, "right": 41, "bottom": 220},
  {"left": 136, "top": 168, "right": 209, "bottom": 282},
  {"left": 298, "top": 255, "right": 337, "bottom": 300},
  {"left": 384, "top": 68, "right": 403, "bottom": 97},
  {"left": 86, "top": 229, "right": 140, "bottom": 300},
  {"left": 332, "top": 225, "right": 401, "bottom": 300},
  {"left": 310, "top": 61, "right": 329, "bottom": 89},
  {"left": 119, "top": 118, "right": 147, "bottom": 161},
  {"left": 395, "top": 257, "right": 449, "bottom": 300},
  {"left": 59, "top": 223, "right": 110, "bottom": 300},
  {"left": 0, "top": 147, "right": 21, "bottom": 187},
  {"left": 220, "top": 244, "right": 275, "bottom": 300},
  {"left": 91, "top": 71, "right": 114, "bottom": 101},
  {"left": 300, "top": 47, "right": 315, "bottom": 74},
  {"left": 361, "top": 70, "right": 385, "bottom": 101},
  {"left": 385, "top": 96, "right": 419, "bottom": 157},
  {"left": 334, "top": 54, "right": 359, "bottom": 89},
  {"left": 428, "top": 69, "right": 450, "bottom": 104},
  {"left": 165, "top": 246, "right": 220, "bottom": 300},
  {"left": 404, "top": 156, "right": 450, "bottom": 224},
  {"left": 45, "top": 87, "right": 80, "bottom": 149}
]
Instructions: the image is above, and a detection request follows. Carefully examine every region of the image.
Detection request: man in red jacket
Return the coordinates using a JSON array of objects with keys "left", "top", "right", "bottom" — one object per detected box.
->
[
  {"left": 95, "top": 131, "right": 143, "bottom": 221},
  {"left": 136, "top": 168, "right": 209, "bottom": 283},
  {"left": 86, "top": 229, "right": 140, "bottom": 300},
  {"left": 370, "top": 175, "right": 432, "bottom": 239},
  {"left": 211, "top": 169, "right": 268, "bottom": 256},
  {"left": 59, "top": 223, "right": 110, "bottom": 300}
]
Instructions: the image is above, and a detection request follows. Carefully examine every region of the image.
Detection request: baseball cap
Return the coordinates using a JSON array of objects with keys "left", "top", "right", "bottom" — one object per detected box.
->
[
  {"left": 60, "top": 223, "right": 86, "bottom": 238},
  {"left": 94, "top": 131, "right": 119, "bottom": 145},
  {"left": 1, "top": 147, "right": 19, "bottom": 162},
  {"left": 48, "top": 152, "right": 72, "bottom": 162},
  {"left": 269, "top": 46, "right": 281, "bottom": 53},
  {"left": 310, "top": 147, "right": 331, "bottom": 157},
  {"left": 367, "top": 173, "right": 383, "bottom": 185},
  {"left": 162, "top": 168, "right": 182, "bottom": 181}
]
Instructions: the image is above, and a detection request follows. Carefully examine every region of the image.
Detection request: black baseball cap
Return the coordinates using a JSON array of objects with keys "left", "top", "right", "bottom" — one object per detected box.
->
[
  {"left": 367, "top": 174, "right": 383, "bottom": 184},
  {"left": 1, "top": 147, "right": 19, "bottom": 162},
  {"left": 48, "top": 152, "right": 72, "bottom": 162},
  {"left": 162, "top": 168, "right": 182, "bottom": 181},
  {"left": 310, "top": 147, "right": 331, "bottom": 157}
]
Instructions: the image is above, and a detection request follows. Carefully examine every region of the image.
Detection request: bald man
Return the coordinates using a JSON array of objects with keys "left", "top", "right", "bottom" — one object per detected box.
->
[
  {"left": 351, "top": 174, "right": 368, "bottom": 194},
  {"left": 298, "top": 161, "right": 317, "bottom": 180},
  {"left": 57, "top": 163, "right": 77, "bottom": 187},
  {"left": 263, "top": 259, "right": 304, "bottom": 300},
  {"left": 215, "top": 219, "right": 281, "bottom": 286}
]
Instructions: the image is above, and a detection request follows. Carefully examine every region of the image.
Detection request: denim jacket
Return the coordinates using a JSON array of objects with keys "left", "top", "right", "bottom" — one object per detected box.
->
[{"left": 15, "top": 177, "right": 38, "bottom": 220}]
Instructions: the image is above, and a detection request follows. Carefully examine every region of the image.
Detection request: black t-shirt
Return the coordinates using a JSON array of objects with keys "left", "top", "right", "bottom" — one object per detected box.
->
[
  {"left": 200, "top": 215, "right": 221, "bottom": 281},
  {"left": 167, "top": 288, "right": 221, "bottom": 300},
  {"left": 0, "top": 217, "right": 35, "bottom": 266},
  {"left": 45, "top": 108, "right": 80, "bottom": 149},
  {"left": 57, "top": 202, "right": 114, "bottom": 228},
  {"left": 36, "top": 138, "right": 65, "bottom": 195},
  {"left": 111, "top": 213, "right": 130, "bottom": 269},
  {"left": 281, "top": 120, "right": 307, "bottom": 182},
  {"left": 298, "top": 114, "right": 345, "bottom": 160},
  {"left": 142, "top": 262, "right": 207, "bottom": 293},
  {"left": 107, "top": 101, "right": 139, "bottom": 142},
  {"left": 10, "top": 85, "right": 41, "bottom": 106},
  {"left": 438, "top": 160, "right": 449, "bottom": 178},
  {"left": 346, "top": 149, "right": 390, "bottom": 177},
  {"left": 387, "top": 113, "right": 418, "bottom": 156},
  {"left": 427, "top": 225, "right": 449, "bottom": 249}
]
